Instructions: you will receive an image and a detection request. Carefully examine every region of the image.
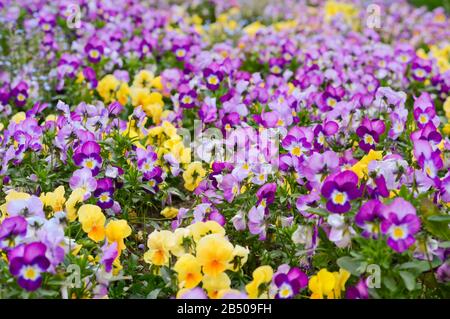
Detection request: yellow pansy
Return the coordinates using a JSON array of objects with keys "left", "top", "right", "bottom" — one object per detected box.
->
[
  {"left": 65, "top": 188, "right": 85, "bottom": 222},
  {"left": 161, "top": 207, "right": 179, "bottom": 219},
  {"left": 0, "top": 190, "right": 31, "bottom": 218},
  {"left": 202, "top": 273, "right": 231, "bottom": 299},
  {"left": 116, "top": 82, "right": 130, "bottom": 105},
  {"left": 183, "top": 162, "right": 206, "bottom": 191},
  {"left": 245, "top": 265, "right": 273, "bottom": 299},
  {"left": 105, "top": 220, "right": 132, "bottom": 254},
  {"left": 350, "top": 149, "right": 383, "bottom": 179},
  {"left": 11, "top": 112, "right": 26, "bottom": 124},
  {"left": 308, "top": 268, "right": 336, "bottom": 299},
  {"left": 97, "top": 75, "right": 120, "bottom": 102},
  {"left": 444, "top": 97, "right": 450, "bottom": 120},
  {"left": 187, "top": 221, "right": 226, "bottom": 243},
  {"left": 243, "top": 21, "right": 264, "bottom": 37},
  {"left": 133, "top": 70, "right": 154, "bottom": 89},
  {"left": 196, "top": 234, "right": 234, "bottom": 276},
  {"left": 328, "top": 268, "right": 351, "bottom": 299},
  {"left": 171, "top": 227, "right": 193, "bottom": 257},
  {"left": 144, "top": 230, "right": 175, "bottom": 266},
  {"left": 40, "top": 185, "right": 66, "bottom": 213},
  {"left": 230, "top": 245, "right": 249, "bottom": 271},
  {"left": 142, "top": 92, "right": 164, "bottom": 124},
  {"left": 173, "top": 254, "right": 203, "bottom": 289},
  {"left": 77, "top": 204, "right": 106, "bottom": 242}
]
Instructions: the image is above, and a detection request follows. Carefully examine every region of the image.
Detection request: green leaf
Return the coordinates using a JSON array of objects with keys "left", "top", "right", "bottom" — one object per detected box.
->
[
  {"left": 146, "top": 288, "right": 161, "bottom": 299},
  {"left": 336, "top": 256, "right": 363, "bottom": 275},
  {"left": 439, "top": 241, "right": 450, "bottom": 249},
  {"left": 427, "top": 215, "right": 450, "bottom": 223},
  {"left": 399, "top": 271, "right": 416, "bottom": 291},
  {"left": 383, "top": 276, "right": 397, "bottom": 292}
]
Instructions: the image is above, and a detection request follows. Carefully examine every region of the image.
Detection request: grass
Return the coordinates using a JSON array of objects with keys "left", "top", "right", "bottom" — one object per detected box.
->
[{"left": 409, "top": 0, "right": 450, "bottom": 13}]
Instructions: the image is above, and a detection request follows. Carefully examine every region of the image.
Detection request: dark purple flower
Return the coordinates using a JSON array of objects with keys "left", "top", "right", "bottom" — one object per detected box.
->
[
  {"left": 411, "top": 58, "right": 432, "bottom": 82},
  {"left": 73, "top": 141, "right": 103, "bottom": 176},
  {"left": 355, "top": 199, "right": 384, "bottom": 238},
  {"left": 273, "top": 266, "right": 308, "bottom": 299},
  {"left": 0, "top": 83, "right": 10, "bottom": 105},
  {"left": 11, "top": 81, "right": 28, "bottom": 107},
  {"left": 83, "top": 67, "right": 97, "bottom": 89},
  {"left": 143, "top": 166, "right": 163, "bottom": 193},
  {"left": 172, "top": 43, "right": 190, "bottom": 61},
  {"left": 321, "top": 170, "right": 361, "bottom": 214},
  {"left": 0, "top": 216, "right": 27, "bottom": 249},
  {"left": 345, "top": 278, "right": 369, "bottom": 299},
  {"left": 8, "top": 242, "right": 50, "bottom": 291},
  {"left": 84, "top": 39, "right": 104, "bottom": 64},
  {"left": 256, "top": 182, "right": 277, "bottom": 207},
  {"left": 268, "top": 57, "right": 285, "bottom": 75},
  {"left": 100, "top": 241, "right": 118, "bottom": 273},
  {"left": 203, "top": 68, "right": 223, "bottom": 91},
  {"left": 94, "top": 178, "right": 115, "bottom": 209},
  {"left": 356, "top": 118, "right": 385, "bottom": 153},
  {"left": 179, "top": 90, "right": 197, "bottom": 108}
]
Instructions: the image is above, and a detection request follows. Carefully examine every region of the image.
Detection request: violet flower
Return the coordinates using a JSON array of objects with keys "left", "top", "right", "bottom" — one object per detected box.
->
[{"left": 321, "top": 170, "right": 361, "bottom": 214}]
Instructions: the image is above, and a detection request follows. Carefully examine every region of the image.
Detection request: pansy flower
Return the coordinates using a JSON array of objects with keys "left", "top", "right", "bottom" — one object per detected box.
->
[
  {"left": 94, "top": 178, "right": 115, "bottom": 209},
  {"left": 73, "top": 141, "right": 103, "bottom": 176},
  {"left": 179, "top": 90, "right": 197, "bottom": 109},
  {"left": 272, "top": 265, "right": 308, "bottom": 299},
  {"left": 321, "top": 170, "right": 361, "bottom": 214},
  {"left": 84, "top": 38, "right": 104, "bottom": 64},
  {"left": 356, "top": 118, "right": 385, "bottom": 153},
  {"left": 0, "top": 216, "right": 27, "bottom": 249},
  {"left": 380, "top": 198, "right": 421, "bottom": 253},
  {"left": 355, "top": 199, "right": 384, "bottom": 238},
  {"left": 8, "top": 242, "right": 50, "bottom": 291},
  {"left": 203, "top": 68, "right": 223, "bottom": 91}
]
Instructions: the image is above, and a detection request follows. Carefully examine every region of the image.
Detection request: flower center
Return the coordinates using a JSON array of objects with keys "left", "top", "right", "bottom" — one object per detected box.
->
[
  {"left": 279, "top": 283, "right": 293, "bottom": 298},
  {"left": 291, "top": 146, "right": 302, "bottom": 157},
  {"left": 181, "top": 95, "right": 192, "bottom": 104},
  {"left": 207, "top": 75, "right": 219, "bottom": 85},
  {"left": 90, "top": 49, "right": 100, "bottom": 59},
  {"left": 17, "top": 93, "right": 26, "bottom": 102},
  {"left": 418, "top": 114, "right": 428, "bottom": 124},
  {"left": 392, "top": 226, "right": 406, "bottom": 240},
  {"left": 332, "top": 190, "right": 347, "bottom": 205},
  {"left": 22, "top": 265, "right": 39, "bottom": 281},
  {"left": 364, "top": 134, "right": 375, "bottom": 145},
  {"left": 327, "top": 98, "right": 337, "bottom": 107}
]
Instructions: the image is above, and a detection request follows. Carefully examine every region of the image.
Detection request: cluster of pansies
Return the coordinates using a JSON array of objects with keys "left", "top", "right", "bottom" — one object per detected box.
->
[{"left": 0, "top": 0, "right": 449, "bottom": 299}]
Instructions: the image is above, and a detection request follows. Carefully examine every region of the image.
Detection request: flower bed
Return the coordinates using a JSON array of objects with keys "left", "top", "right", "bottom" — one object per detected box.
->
[{"left": 0, "top": 0, "right": 449, "bottom": 299}]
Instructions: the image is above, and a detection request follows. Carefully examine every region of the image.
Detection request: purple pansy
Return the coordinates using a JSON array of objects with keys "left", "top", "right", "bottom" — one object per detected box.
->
[
  {"left": 356, "top": 118, "right": 385, "bottom": 153},
  {"left": 203, "top": 68, "right": 223, "bottom": 91},
  {"left": 256, "top": 182, "right": 277, "bottom": 207},
  {"left": 179, "top": 90, "right": 197, "bottom": 109},
  {"left": 84, "top": 38, "right": 104, "bottom": 64},
  {"left": 73, "top": 141, "right": 103, "bottom": 176},
  {"left": 8, "top": 242, "right": 50, "bottom": 291},
  {"left": 248, "top": 205, "right": 266, "bottom": 240},
  {"left": 69, "top": 168, "right": 97, "bottom": 198},
  {"left": 321, "top": 170, "right": 361, "bottom": 214},
  {"left": 0, "top": 216, "right": 27, "bottom": 249},
  {"left": 380, "top": 198, "right": 421, "bottom": 253},
  {"left": 94, "top": 178, "right": 115, "bottom": 209},
  {"left": 355, "top": 199, "right": 384, "bottom": 238},
  {"left": 100, "top": 241, "right": 118, "bottom": 273},
  {"left": 272, "top": 265, "right": 308, "bottom": 299}
]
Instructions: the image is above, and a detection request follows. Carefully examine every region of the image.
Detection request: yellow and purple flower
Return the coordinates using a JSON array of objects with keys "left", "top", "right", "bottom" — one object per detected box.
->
[
  {"left": 321, "top": 170, "right": 361, "bottom": 214},
  {"left": 380, "top": 198, "right": 421, "bottom": 253},
  {"left": 8, "top": 242, "right": 50, "bottom": 291}
]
